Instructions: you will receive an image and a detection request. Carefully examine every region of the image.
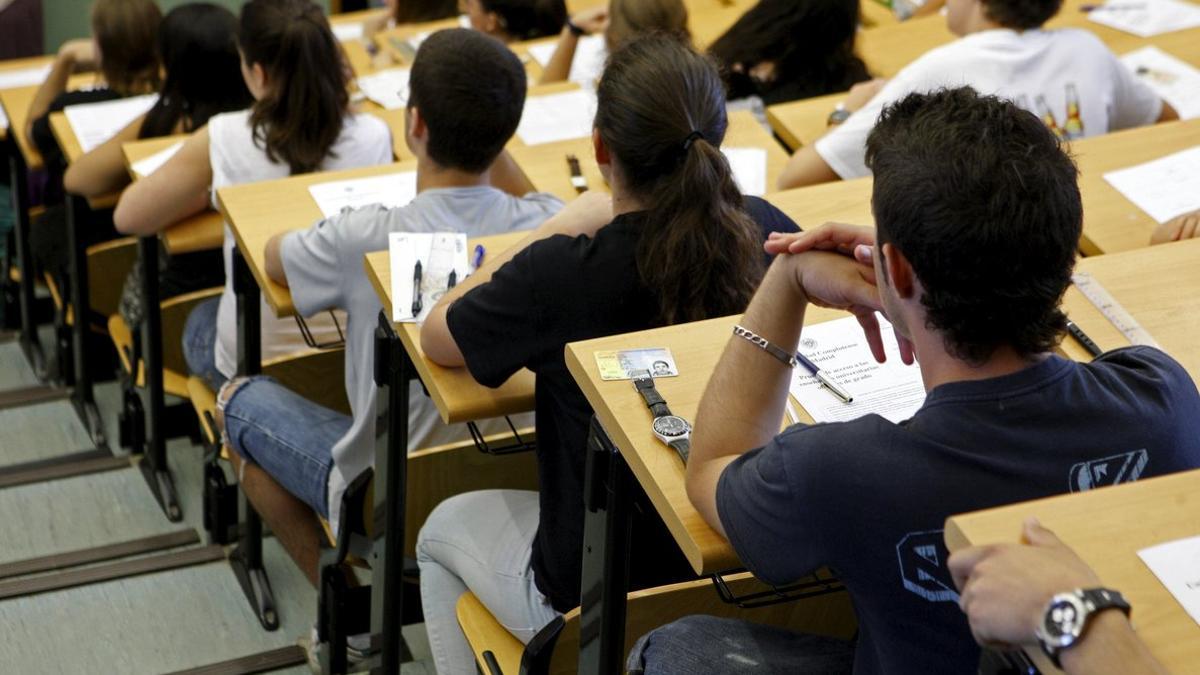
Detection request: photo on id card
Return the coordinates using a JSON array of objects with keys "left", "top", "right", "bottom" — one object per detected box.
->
[{"left": 594, "top": 348, "right": 679, "bottom": 381}]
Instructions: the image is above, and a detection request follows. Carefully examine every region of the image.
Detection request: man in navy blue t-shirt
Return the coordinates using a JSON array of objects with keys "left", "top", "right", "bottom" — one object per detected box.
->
[{"left": 628, "top": 88, "right": 1200, "bottom": 674}]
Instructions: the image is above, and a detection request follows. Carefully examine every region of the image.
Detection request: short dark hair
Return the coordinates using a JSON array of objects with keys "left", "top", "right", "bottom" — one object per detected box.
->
[
  {"left": 408, "top": 29, "right": 527, "bottom": 173},
  {"left": 865, "top": 87, "right": 1082, "bottom": 364},
  {"left": 480, "top": 0, "right": 567, "bottom": 41},
  {"left": 980, "top": 0, "right": 1063, "bottom": 29}
]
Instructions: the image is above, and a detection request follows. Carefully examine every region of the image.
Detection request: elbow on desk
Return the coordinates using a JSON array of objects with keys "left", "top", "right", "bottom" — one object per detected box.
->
[
  {"left": 420, "top": 321, "right": 466, "bottom": 369},
  {"left": 112, "top": 196, "right": 147, "bottom": 236}
]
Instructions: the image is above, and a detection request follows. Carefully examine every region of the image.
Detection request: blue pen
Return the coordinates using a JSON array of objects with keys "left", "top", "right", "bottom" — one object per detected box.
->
[
  {"left": 795, "top": 351, "right": 854, "bottom": 403},
  {"left": 472, "top": 244, "right": 486, "bottom": 270}
]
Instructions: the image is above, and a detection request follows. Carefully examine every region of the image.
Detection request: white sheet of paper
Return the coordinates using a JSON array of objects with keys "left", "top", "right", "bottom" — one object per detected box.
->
[
  {"left": 388, "top": 232, "right": 470, "bottom": 323},
  {"left": 516, "top": 89, "right": 597, "bottom": 146},
  {"left": 1103, "top": 146, "right": 1200, "bottom": 223},
  {"left": 307, "top": 171, "right": 417, "bottom": 219},
  {"left": 789, "top": 315, "right": 926, "bottom": 424},
  {"left": 0, "top": 105, "right": 8, "bottom": 131},
  {"left": 1087, "top": 0, "right": 1200, "bottom": 37},
  {"left": 63, "top": 94, "right": 158, "bottom": 153},
  {"left": 1121, "top": 46, "right": 1200, "bottom": 119},
  {"left": 331, "top": 21, "right": 365, "bottom": 42},
  {"left": 1138, "top": 534, "right": 1200, "bottom": 628},
  {"left": 526, "top": 34, "right": 607, "bottom": 86},
  {"left": 722, "top": 147, "right": 768, "bottom": 197},
  {"left": 357, "top": 68, "right": 411, "bottom": 110},
  {"left": 130, "top": 141, "right": 183, "bottom": 178},
  {"left": 0, "top": 64, "right": 51, "bottom": 90}
]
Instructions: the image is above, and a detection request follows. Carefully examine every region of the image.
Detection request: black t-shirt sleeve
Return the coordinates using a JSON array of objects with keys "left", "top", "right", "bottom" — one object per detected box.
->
[{"left": 744, "top": 195, "right": 800, "bottom": 264}]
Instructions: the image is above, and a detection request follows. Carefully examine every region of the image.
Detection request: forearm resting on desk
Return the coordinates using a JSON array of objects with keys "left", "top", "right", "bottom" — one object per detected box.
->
[
  {"left": 1059, "top": 612, "right": 1167, "bottom": 675},
  {"left": 114, "top": 127, "right": 212, "bottom": 236},
  {"left": 63, "top": 113, "right": 144, "bottom": 199}
]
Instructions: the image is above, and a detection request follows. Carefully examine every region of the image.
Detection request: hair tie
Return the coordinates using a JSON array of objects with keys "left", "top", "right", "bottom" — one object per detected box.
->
[{"left": 682, "top": 130, "right": 705, "bottom": 151}]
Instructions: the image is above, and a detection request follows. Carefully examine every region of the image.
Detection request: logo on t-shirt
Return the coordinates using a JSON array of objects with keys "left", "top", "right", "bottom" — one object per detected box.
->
[
  {"left": 1020, "top": 84, "right": 1086, "bottom": 141},
  {"left": 896, "top": 530, "right": 959, "bottom": 603},
  {"left": 1069, "top": 449, "right": 1148, "bottom": 492}
]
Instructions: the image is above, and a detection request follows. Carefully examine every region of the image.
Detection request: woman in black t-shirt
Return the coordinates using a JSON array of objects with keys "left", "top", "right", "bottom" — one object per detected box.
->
[{"left": 417, "top": 35, "right": 799, "bottom": 675}]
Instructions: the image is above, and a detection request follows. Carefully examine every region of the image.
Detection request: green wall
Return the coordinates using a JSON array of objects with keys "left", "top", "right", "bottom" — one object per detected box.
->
[{"left": 43, "top": 0, "right": 334, "bottom": 52}]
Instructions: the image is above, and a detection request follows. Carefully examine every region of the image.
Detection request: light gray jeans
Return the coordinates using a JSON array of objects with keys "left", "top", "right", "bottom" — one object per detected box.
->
[{"left": 417, "top": 489, "right": 560, "bottom": 675}]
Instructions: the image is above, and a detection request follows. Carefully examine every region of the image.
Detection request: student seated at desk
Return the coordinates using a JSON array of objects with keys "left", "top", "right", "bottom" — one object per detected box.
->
[
  {"left": 210, "top": 28, "right": 563, "bottom": 592},
  {"left": 537, "top": 0, "right": 689, "bottom": 85},
  {"left": 26, "top": 0, "right": 161, "bottom": 277},
  {"left": 62, "top": 3, "right": 252, "bottom": 320},
  {"left": 950, "top": 518, "right": 1168, "bottom": 675},
  {"left": 417, "top": 35, "right": 800, "bottom": 675},
  {"left": 708, "top": 0, "right": 870, "bottom": 106},
  {"left": 1151, "top": 209, "right": 1200, "bottom": 246},
  {"left": 631, "top": 88, "right": 1200, "bottom": 674},
  {"left": 462, "top": 0, "right": 567, "bottom": 43},
  {"left": 113, "top": 0, "right": 392, "bottom": 389},
  {"left": 776, "top": 0, "right": 1180, "bottom": 189}
]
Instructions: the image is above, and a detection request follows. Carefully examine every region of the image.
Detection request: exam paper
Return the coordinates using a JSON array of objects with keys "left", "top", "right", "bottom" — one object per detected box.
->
[
  {"left": 0, "top": 64, "right": 51, "bottom": 90},
  {"left": 307, "top": 171, "right": 417, "bottom": 219},
  {"left": 356, "top": 68, "right": 411, "bottom": 110},
  {"left": 130, "top": 141, "right": 183, "bottom": 178},
  {"left": 331, "top": 21, "right": 364, "bottom": 42},
  {"left": 1103, "top": 146, "right": 1200, "bottom": 223},
  {"left": 388, "top": 232, "right": 469, "bottom": 322},
  {"left": 63, "top": 94, "right": 158, "bottom": 153},
  {"left": 526, "top": 35, "right": 607, "bottom": 86},
  {"left": 0, "top": 105, "right": 7, "bottom": 131},
  {"left": 723, "top": 147, "right": 768, "bottom": 197},
  {"left": 1121, "top": 46, "right": 1200, "bottom": 119},
  {"left": 789, "top": 315, "right": 926, "bottom": 424},
  {"left": 1087, "top": 0, "right": 1200, "bottom": 37},
  {"left": 516, "top": 89, "right": 597, "bottom": 146},
  {"left": 1138, "top": 534, "right": 1200, "bottom": 628}
]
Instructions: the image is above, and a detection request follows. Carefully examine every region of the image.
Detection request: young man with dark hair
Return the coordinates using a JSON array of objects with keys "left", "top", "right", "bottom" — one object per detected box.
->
[
  {"left": 777, "top": 0, "right": 1180, "bottom": 189},
  {"left": 214, "top": 28, "right": 567, "bottom": 593},
  {"left": 629, "top": 88, "right": 1200, "bottom": 674}
]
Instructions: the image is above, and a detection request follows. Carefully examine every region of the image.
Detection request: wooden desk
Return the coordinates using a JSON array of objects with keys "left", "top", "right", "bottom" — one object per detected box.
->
[
  {"left": 1059, "top": 237, "right": 1200, "bottom": 380},
  {"left": 331, "top": 9, "right": 389, "bottom": 76},
  {"left": 945, "top": 468, "right": 1200, "bottom": 675},
  {"left": 0, "top": 73, "right": 105, "bottom": 172},
  {"left": 121, "top": 135, "right": 224, "bottom": 256},
  {"left": 0, "top": 55, "right": 54, "bottom": 142},
  {"left": 509, "top": 109, "right": 789, "bottom": 201},
  {"left": 217, "top": 160, "right": 418, "bottom": 318},
  {"left": 363, "top": 231, "right": 536, "bottom": 425},
  {"left": 362, "top": 107, "right": 415, "bottom": 163},
  {"left": 48, "top": 111, "right": 121, "bottom": 210}
]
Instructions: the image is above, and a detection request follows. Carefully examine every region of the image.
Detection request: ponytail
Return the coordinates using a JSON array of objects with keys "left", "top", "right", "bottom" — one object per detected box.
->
[
  {"left": 596, "top": 35, "right": 763, "bottom": 325},
  {"left": 239, "top": 0, "right": 349, "bottom": 175}
]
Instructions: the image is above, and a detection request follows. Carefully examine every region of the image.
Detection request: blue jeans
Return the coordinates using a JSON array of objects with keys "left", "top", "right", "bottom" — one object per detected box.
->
[
  {"left": 222, "top": 376, "right": 351, "bottom": 517},
  {"left": 183, "top": 297, "right": 226, "bottom": 391},
  {"left": 627, "top": 615, "right": 855, "bottom": 674}
]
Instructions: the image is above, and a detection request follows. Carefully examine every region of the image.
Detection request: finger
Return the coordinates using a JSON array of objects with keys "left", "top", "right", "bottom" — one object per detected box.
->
[
  {"left": 948, "top": 545, "right": 993, "bottom": 591},
  {"left": 897, "top": 333, "right": 916, "bottom": 365},
  {"left": 854, "top": 244, "right": 874, "bottom": 265},
  {"left": 855, "top": 311, "right": 887, "bottom": 363},
  {"left": 1183, "top": 216, "right": 1199, "bottom": 241},
  {"left": 1021, "top": 517, "right": 1064, "bottom": 548}
]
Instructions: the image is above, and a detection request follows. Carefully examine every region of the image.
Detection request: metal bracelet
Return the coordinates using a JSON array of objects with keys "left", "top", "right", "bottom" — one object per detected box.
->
[{"left": 732, "top": 324, "right": 798, "bottom": 369}]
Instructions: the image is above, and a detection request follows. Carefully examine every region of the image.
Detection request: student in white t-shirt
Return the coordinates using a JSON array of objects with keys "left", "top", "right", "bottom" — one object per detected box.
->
[
  {"left": 776, "top": 0, "right": 1180, "bottom": 189},
  {"left": 113, "top": 0, "right": 393, "bottom": 389}
]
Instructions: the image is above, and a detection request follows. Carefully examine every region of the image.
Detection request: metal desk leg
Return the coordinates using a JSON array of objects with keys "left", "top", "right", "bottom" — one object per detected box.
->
[
  {"left": 370, "top": 312, "right": 414, "bottom": 674},
  {"left": 136, "top": 236, "right": 181, "bottom": 521},
  {"left": 578, "top": 418, "right": 633, "bottom": 675},
  {"left": 65, "top": 193, "right": 105, "bottom": 447},
  {"left": 5, "top": 140, "right": 47, "bottom": 376},
  {"left": 229, "top": 246, "right": 279, "bottom": 631}
]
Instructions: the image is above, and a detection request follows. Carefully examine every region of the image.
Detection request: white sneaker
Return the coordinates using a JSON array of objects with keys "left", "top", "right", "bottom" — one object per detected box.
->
[{"left": 300, "top": 626, "right": 376, "bottom": 674}]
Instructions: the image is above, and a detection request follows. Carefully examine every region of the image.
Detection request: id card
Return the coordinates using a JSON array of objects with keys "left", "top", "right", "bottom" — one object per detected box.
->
[{"left": 595, "top": 348, "right": 679, "bottom": 380}]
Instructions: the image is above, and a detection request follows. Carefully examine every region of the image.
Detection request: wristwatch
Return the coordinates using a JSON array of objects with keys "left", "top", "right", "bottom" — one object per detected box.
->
[
  {"left": 631, "top": 369, "right": 691, "bottom": 464},
  {"left": 566, "top": 17, "right": 586, "bottom": 36},
  {"left": 827, "top": 103, "right": 851, "bottom": 126},
  {"left": 1035, "top": 587, "right": 1131, "bottom": 668}
]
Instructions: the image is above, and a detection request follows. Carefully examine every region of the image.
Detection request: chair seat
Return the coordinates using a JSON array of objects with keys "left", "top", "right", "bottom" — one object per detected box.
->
[
  {"left": 457, "top": 592, "right": 524, "bottom": 675},
  {"left": 109, "top": 314, "right": 191, "bottom": 399},
  {"left": 186, "top": 376, "right": 229, "bottom": 462}
]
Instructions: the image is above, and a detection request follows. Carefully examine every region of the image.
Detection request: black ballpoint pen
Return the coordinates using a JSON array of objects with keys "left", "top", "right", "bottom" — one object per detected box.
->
[
  {"left": 1066, "top": 319, "right": 1102, "bottom": 358},
  {"left": 447, "top": 269, "right": 457, "bottom": 289},
  {"left": 412, "top": 260, "right": 423, "bottom": 317}
]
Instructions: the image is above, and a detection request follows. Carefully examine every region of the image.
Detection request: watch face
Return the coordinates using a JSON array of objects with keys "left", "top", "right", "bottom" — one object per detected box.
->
[
  {"left": 1040, "top": 593, "right": 1087, "bottom": 648},
  {"left": 653, "top": 416, "right": 690, "bottom": 437}
]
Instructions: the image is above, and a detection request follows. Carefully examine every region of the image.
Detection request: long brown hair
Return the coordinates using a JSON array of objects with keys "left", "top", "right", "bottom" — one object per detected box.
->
[
  {"left": 92, "top": 0, "right": 162, "bottom": 96},
  {"left": 238, "top": 0, "right": 349, "bottom": 175},
  {"left": 607, "top": 0, "right": 690, "bottom": 50},
  {"left": 595, "top": 35, "right": 763, "bottom": 326}
]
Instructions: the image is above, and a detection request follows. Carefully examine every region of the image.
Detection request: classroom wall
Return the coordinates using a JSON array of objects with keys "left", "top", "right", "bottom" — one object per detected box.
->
[{"left": 41, "top": 0, "right": 334, "bottom": 53}]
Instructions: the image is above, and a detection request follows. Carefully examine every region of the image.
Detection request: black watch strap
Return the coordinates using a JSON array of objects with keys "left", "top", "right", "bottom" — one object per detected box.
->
[
  {"left": 1045, "top": 588, "right": 1132, "bottom": 668},
  {"left": 633, "top": 375, "right": 672, "bottom": 418},
  {"left": 668, "top": 438, "right": 690, "bottom": 464}
]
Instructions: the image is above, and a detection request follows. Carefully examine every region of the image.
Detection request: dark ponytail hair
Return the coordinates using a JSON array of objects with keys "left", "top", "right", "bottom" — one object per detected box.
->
[
  {"left": 595, "top": 35, "right": 764, "bottom": 326},
  {"left": 393, "top": 0, "right": 459, "bottom": 23},
  {"left": 479, "top": 0, "right": 567, "bottom": 41},
  {"left": 238, "top": 0, "right": 349, "bottom": 175},
  {"left": 140, "top": 3, "right": 252, "bottom": 139}
]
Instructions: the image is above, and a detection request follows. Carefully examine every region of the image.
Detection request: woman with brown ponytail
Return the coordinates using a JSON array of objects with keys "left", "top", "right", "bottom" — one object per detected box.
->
[
  {"left": 418, "top": 34, "right": 800, "bottom": 675},
  {"left": 114, "top": 0, "right": 392, "bottom": 389}
]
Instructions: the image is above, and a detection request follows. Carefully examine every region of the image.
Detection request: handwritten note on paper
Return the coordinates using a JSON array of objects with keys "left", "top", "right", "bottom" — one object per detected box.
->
[
  {"left": 388, "top": 232, "right": 469, "bottom": 322},
  {"left": 1103, "top": 146, "right": 1200, "bottom": 223},
  {"left": 331, "top": 21, "right": 365, "bottom": 42},
  {"left": 356, "top": 68, "right": 411, "bottom": 110},
  {"left": 1121, "top": 46, "right": 1200, "bottom": 120},
  {"left": 527, "top": 35, "right": 608, "bottom": 86},
  {"left": 723, "top": 147, "right": 768, "bottom": 197},
  {"left": 516, "top": 89, "right": 597, "bottom": 146},
  {"left": 130, "top": 141, "right": 183, "bottom": 178},
  {"left": 1088, "top": 0, "right": 1200, "bottom": 37},
  {"left": 1138, "top": 534, "right": 1200, "bottom": 627},
  {"left": 307, "top": 172, "right": 417, "bottom": 219},
  {"left": 789, "top": 315, "right": 926, "bottom": 424},
  {"left": 63, "top": 94, "right": 158, "bottom": 153}
]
